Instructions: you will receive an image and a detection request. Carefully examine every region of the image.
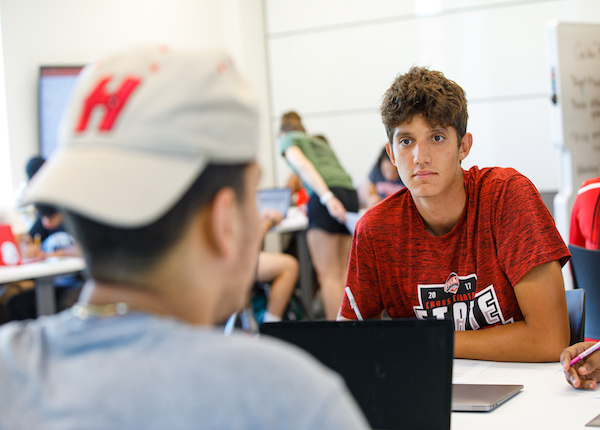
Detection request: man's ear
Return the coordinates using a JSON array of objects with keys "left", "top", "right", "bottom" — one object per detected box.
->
[
  {"left": 459, "top": 133, "right": 473, "bottom": 161},
  {"left": 205, "top": 187, "right": 238, "bottom": 259},
  {"left": 385, "top": 141, "right": 396, "bottom": 166}
]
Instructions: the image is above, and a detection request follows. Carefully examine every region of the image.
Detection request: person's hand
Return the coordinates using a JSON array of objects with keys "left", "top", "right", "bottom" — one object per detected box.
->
[
  {"left": 298, "top": 203, "right": 308, "bottom": 216},
  {"left": 262, "top": 209, "right": 284, "bottom": 227},
  {"left": 560, "top": 342, "right": 600, "bottom": 389},
  {"left": 19, "top": 235, "right": 47, "bottom": 260},
  {"left": 326, "top": 197, "right": 347, "bottom": 224}
]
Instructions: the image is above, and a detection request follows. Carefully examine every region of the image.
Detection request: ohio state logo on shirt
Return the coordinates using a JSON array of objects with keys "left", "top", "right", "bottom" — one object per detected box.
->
[
  {"left": 443, "top": 272, "right": 460, "bottom": 294},
  {"left": 413, "top": 273, "right": 514, "bottom": 330}
]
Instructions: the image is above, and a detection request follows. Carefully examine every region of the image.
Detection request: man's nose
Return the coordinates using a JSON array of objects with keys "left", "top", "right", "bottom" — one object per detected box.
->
[{"left": 413, "top": 140, "right": 431, "bottom": 165}]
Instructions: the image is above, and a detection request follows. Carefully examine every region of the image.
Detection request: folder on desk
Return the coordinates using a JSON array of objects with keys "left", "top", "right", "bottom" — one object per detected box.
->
[{"left": 344, "top": 211, "right": 361, "bottom": 235}]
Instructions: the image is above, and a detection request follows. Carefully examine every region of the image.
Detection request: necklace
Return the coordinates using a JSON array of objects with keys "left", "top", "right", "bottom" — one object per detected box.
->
[{"left": 72, "top": 302, "right": 135, "bottom": 319}]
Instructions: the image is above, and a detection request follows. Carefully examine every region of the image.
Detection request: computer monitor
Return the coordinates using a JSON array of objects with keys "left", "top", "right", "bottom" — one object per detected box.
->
[{"left": 38, "top": 66, "right": 83, "bottom": 158}]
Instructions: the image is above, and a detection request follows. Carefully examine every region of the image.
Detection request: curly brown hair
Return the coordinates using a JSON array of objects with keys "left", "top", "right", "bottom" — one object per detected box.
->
[{"left": 380, "top": 66, "right": 468, "bottom": 145}]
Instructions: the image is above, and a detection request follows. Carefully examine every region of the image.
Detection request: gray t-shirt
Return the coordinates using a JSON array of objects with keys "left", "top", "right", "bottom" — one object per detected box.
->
[{"left": 0, "top": 310, "right": 369, "bottom": 430}]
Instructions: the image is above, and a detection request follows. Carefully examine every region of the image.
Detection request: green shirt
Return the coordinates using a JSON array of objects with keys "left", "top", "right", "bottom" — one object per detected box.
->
[{"left": 279, "top": 131, "right": 354, "bottom": 196}]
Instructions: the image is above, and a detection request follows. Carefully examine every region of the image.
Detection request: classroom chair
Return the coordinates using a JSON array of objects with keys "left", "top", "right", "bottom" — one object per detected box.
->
[
  {"left": 568, "top": 245, "right": 600, "bottom": 340},
  {"left": 565, "top": 288, "right": 586, "bottom": 345}
]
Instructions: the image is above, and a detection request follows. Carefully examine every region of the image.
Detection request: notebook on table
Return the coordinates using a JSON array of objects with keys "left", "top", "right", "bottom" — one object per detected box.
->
[{"left": 261, "top": 319, "right": 454, "bottom": 430}]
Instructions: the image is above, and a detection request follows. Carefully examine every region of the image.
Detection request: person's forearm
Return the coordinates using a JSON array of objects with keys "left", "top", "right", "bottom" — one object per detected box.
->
[
  {"left": 293, "top": 160, "right": 330, "bottom": 198},
  {"left": 454, "top": 320, "right": 569, "bottom": 362},
  {"left": 260, "top": 217, "right": 275, "bottom": 238},
  {"left": 284, "top": 147, "right": 331, "bottom": 199},
  {"left": 456, "top": 261, "right": 570, "bottom": 362},
  {"left": 51, "top": 245, "right": 83, "bottom": 258}
]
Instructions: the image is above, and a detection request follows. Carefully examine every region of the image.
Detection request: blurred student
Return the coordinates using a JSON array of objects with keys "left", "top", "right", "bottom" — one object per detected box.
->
[
  {"left": 362, "top": 146, "right": 405, "bottom": 207},
  {"left": 4, "top": 158, "right": 82, "bottom": 322},
  {"left": 339, "top": 66, "right": 570, "bottom": 362},
  {"left": 19, "top": 156, "right": 80, "bottom": 260},
  {"left": 0, "top": 46, "right": 368, "bottom": 429},
  {"left": 256, "top": 209, "right": 299, "bottom": 323},
  {"left": 279, "top": 113, "right": 358, "bottom": 320},
  {"left": 570, "top": 176, "right": 600, "bottom": 249},
  {"left": 21, "top": 204, "right": 80, "bottom": 259}
]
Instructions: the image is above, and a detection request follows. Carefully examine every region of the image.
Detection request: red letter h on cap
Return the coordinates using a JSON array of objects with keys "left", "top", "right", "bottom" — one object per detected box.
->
[{"left": 76, "top": 76, "right": 141, "bottom": 132}]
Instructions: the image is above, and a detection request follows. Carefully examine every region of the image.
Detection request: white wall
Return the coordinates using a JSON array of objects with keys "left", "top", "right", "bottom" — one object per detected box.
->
[
  {"left": 264, "top": 0, "right": 600, "bottom": 194},
  {"left": 0, "top": 0, "right": 274, "bottom": 205},
  {"left": 3, "top": 0, "right": 600, "bottom": 207}
]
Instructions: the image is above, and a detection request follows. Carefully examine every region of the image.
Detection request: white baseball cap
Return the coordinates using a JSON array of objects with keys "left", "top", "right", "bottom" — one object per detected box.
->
[{"left": 21, "top": 45, "right": 258, "bottom": 227}]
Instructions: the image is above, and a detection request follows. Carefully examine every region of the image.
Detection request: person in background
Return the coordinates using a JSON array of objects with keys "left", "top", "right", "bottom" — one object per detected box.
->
[
  {"left": 339, "top": 66, "right": 570, "bottom": 362},
  {"left": 570, "top": 176, "right": 600, "bottom": 249},
  {"left": 3, "top": 157, "right": 82, "bottom": 322},
  {"left": 278, "top": 113, "right": 358, "bottom": 320},
  {"left": 19, "top": 156, "right": 81, "bottom": 260},
  {"left": 361, "top": 146, "right": 405, "bottom": 208},
  {"left": 255, "top": 208, "right": 299, "bottom": 324},
  {"left": 23, "top": 204, "right": 79, "bottom": 257},
  {"left": 0, "top": 46, "right": 368, "bottom": 429}
]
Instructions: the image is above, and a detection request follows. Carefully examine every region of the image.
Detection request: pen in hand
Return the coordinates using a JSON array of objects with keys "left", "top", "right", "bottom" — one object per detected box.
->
[
  {"left": 557, "top": 341, "right": 600, "bottom": 373},
  {"left": 345, "top": 287, "right": 363, "bottom": 321}
]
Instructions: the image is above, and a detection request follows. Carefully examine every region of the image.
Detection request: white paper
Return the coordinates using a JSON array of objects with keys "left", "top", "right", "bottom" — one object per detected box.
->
[
  {"left": 452, "top": 360, "right": 493, "bottom": 383},
  {"left": 344, "top": 211, "right": 361, "bottom": 235}
]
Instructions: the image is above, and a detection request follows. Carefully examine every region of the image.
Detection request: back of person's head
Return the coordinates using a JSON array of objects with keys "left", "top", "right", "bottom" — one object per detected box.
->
[
  {"left": 380, "top": 66, "right": 468, "bottom": 144},
  {"left": 26, "top": 156, "right": 46, "bottom": 181},
  {"left": 312, "top": 134, "right": 329, "bottom": 145},
  {"left": 280, "top": 111, "right": 305, "bottom": 133},
  {"left": 21, "top": 46, "right": 259, "bottom": 283},
  {"left": 35, "top": 203, "right": 58, "bottom": 219}
]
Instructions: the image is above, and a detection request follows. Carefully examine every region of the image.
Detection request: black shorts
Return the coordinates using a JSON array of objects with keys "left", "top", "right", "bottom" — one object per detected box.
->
[{"left": 307, "top": 187, "right": 359, "bottom": 235}]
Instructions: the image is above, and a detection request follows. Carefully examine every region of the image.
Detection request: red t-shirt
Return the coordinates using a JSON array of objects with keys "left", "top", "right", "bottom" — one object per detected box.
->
[
  {"left": 570, "top": 176, "right": 600, "bottom": 249},
  {"left": 341, "top": 167, "right": 570, "bottom": 331}
]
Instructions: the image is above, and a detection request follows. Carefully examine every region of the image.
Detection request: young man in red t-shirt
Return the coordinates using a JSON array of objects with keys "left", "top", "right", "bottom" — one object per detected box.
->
[{"left": 338, "top": 66, "right": 571, "bottom": 362}]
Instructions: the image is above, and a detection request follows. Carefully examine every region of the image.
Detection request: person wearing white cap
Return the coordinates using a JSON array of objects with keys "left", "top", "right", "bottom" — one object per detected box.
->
[{"left": 0, "top": 46, "right": 369, "bottom": 429}]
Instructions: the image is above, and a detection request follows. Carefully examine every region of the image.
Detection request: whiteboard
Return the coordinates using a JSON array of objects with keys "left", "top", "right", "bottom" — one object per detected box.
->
[{"left": 547, "top": 21, "right": 600, "bottom": 241}]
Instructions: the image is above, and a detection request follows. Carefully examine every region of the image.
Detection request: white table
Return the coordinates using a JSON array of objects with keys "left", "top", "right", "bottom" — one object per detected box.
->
[
  {"left": 0, "top": 257, "right": 86, "bottom": 316},
  {"left": 451, "top": 359, "right": 600, "bottom": 429}
]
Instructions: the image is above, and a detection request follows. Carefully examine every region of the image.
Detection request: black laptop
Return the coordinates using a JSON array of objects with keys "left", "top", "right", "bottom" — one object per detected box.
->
[{"left": 261, "top": 319, "right": 454, "bottom": 430}]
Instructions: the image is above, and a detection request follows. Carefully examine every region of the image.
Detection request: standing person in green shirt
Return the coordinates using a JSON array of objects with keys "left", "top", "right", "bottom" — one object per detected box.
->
[{"left": 279, "top": 112, "right": 358, "bottom": 320}]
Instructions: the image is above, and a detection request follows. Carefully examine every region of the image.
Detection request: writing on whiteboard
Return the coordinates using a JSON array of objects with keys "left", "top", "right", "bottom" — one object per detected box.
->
[
  {"left": 574, "top": 41, "right": 600, "bottom": 61},
  {"left": 577, "top": 165, "right": 600, "bottom": 176}
]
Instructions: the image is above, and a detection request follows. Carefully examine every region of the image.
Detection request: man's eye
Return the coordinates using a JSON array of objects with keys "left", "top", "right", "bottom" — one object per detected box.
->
[
  {"left": 399, "top": 138, "right": 412, "bottom": 146},
  {"left": 432, "top": 135, "right": 444, "bottom": 142}
]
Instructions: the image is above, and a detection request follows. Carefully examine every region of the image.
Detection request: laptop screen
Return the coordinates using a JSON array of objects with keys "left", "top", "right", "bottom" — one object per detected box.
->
[
  {"left": 256, "top": 188, "right": 291, "bottom": 217},
  {"left": 261, "top": 319, "right": 454, "bottom": 430}
]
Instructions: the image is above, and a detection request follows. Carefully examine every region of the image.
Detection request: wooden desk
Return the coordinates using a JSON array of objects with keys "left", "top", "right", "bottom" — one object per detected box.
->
[
  {"left": 452, "top": 359, "right": 600, "bottom": 429},
  {"left": 0, "top": 257, "right": 86, "bottom": 316}
]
